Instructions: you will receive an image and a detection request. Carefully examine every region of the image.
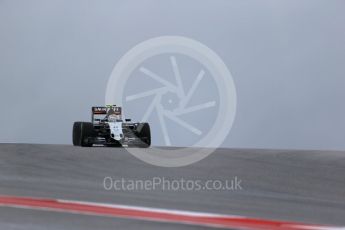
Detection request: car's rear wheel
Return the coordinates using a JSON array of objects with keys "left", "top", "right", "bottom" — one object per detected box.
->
[{"left": 73, "top": 122, "right": 94, "bottom": 147}]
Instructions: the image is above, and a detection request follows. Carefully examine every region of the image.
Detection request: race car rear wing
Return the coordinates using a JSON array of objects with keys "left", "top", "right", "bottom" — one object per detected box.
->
[
  {"left": 92, "top": 107, "right": 107, "bottom": 115},
  {"left": 92, "top": 107, "right": 107, "bottom": 124},
  {"left": 91, "top": 105, "right": 122, "bottom": 123}
]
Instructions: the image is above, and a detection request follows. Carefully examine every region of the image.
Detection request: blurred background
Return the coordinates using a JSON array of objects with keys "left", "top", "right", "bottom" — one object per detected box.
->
[{"left": 0, "top": 0, "right": 344, "bottom": 149}]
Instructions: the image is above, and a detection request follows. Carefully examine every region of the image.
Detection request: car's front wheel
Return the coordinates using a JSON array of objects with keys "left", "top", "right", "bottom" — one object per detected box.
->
[
  {"left": 135, "top": 123, "right": 151, "bottom": 148},
  {"left": 73, "top": 122, "right": 94, "bottom": 147}
]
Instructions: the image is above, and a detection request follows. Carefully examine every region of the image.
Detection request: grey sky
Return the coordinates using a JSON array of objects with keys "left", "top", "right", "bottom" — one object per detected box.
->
[{"left": 0, "top": 0, "right": 344, "bottom": 150}]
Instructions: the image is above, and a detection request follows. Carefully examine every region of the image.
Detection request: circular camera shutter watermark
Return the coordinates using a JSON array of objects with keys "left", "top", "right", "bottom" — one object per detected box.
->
[{"left": 106, "top": 36, "right": 236, "bottom": 167}]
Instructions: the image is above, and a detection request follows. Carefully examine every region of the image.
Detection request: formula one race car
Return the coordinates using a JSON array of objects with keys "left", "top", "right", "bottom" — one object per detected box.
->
[{"left": 73, "top": 105, "right": 151, "bottom": 147}]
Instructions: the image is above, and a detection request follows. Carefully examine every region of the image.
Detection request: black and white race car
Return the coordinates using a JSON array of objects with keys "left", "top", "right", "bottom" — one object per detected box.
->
[{"left": 73, "top": 105, "right": 151, "bottom": 147}]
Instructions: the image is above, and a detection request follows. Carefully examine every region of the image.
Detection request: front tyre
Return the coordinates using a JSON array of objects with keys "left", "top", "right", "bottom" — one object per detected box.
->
[
  {"left": 73, "top": 122, "right": 94, "bottom": 147},
  {"left": 135, "top": 123, "right": 151, "bottom": 148}
]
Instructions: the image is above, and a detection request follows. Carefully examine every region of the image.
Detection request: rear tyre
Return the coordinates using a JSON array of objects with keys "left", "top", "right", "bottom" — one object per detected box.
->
[
  {"left": 73, "top": 122, "right": 94, "bottom": 147},
  {"left": 135, "top": 123, "right": 151, "bottom": 148}
]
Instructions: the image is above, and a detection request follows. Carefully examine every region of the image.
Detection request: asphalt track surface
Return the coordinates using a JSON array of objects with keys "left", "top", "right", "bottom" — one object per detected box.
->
[{"left": 0, "top": 144, "right": 344, "bottom": 229}]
